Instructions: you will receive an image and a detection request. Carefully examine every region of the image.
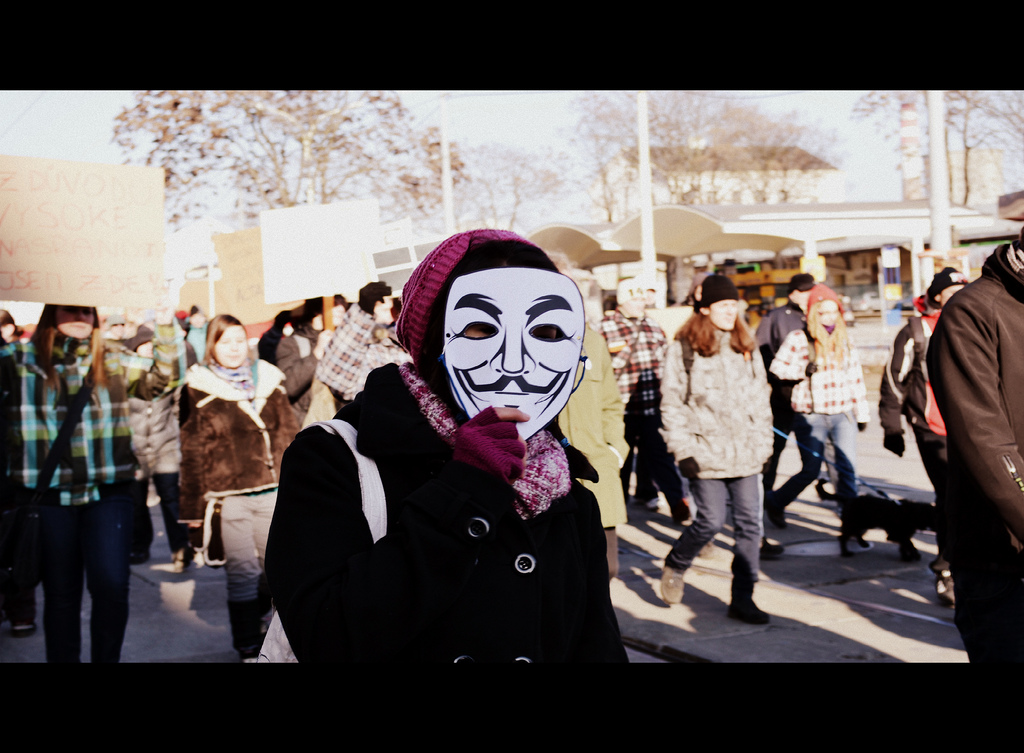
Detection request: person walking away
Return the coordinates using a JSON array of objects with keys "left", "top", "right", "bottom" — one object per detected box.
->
[
  {"left": 879, "top": 267, "right": 966, "bottom": 607},
  {"left": 927, "top": 236, "right": 1024, "bottom": 662},
  {"left": 123, "top": 325, "right": 194, "bottom": 572},
  {"left": 178, "top": 314, "right": 300, "bottom": 662},
  {"left": 600, "top": 278, "right": 690, "bottom": 525},
  {"left": 764, "top": 284, "right": 869, "bottom": 528},
  {"left": 657, "top": 275, "right": 774, "bottom": 623},
  {"left": 0, "top": 304, "right": 185, "bottom": 662}
]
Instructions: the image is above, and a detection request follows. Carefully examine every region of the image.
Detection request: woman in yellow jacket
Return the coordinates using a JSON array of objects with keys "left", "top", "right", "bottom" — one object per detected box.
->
[{"left": 559, "top": 327, "right": 629, "bottom": 579}]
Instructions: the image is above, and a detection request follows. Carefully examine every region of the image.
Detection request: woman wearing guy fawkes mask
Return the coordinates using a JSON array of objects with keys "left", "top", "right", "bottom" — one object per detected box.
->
[{"left": 265, "top": 229, "right": 627, "bottom": 663}]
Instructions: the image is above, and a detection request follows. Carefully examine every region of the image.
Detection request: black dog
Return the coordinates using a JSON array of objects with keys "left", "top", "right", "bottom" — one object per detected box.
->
[{"left": 838, "top": 494, "right": 936, "bottom": 561}]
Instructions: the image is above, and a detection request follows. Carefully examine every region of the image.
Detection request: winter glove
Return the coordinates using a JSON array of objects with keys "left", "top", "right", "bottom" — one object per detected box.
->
[
  {"left": 883, "top": 432, "right": 905, "bottom": 456},
  {"left": 677, "top": 457, "right": 701, "bottom": 479},
  {"left": 805, "top": 361, "right": 818, "bottom": 377},
  {"left": 452, "top": 407, "right": 526, "bottom": 483},
  {"left": 858, "top": 422, "right": 868, "bottom": 433}
]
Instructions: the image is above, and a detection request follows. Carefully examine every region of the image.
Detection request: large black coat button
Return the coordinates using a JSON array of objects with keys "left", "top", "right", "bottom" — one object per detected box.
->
[
  {"left": 514, "top": 553, "right": 537, "bottom": 574},
  {"left": 467, "top": 517, "right": 490, "bottom": 538}
]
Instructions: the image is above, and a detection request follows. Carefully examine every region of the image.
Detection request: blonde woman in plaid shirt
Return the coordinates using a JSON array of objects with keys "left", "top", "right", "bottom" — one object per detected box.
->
[{"left": 764, "top": 284, "right": 869, "bottom": 529}]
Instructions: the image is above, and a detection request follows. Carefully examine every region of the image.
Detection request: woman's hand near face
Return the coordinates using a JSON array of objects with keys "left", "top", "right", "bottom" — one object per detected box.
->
[{"left": 452, "top": 407, "right": 529, "bottom": 483}]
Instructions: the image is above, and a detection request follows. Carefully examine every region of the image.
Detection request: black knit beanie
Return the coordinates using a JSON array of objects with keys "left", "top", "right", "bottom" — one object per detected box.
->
[
  {"left": 926, "top": 267, "right": 968, "bottom": 307},
  {"left": 698, "top": 275, "right": 739, "bottom": 309}
]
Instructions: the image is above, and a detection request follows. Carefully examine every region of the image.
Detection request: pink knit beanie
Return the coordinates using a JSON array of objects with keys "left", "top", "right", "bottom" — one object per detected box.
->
[
  {"left": 395, "top": 228, "right": 542, "bottom": 370},
  {"left": 807, "top": 283, "right": 842, "bottom": 314}
]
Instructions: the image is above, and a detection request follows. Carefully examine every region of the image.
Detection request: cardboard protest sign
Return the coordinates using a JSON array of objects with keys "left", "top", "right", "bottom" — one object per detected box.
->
[
  {"left": 177, "top": 279, "right": 212, "bottom": 317},
  {"left": 259, "top": 199, "right": 383, "bottom": 305},
  {"left": 0, "top": 155, "right": 166, "bottom": 308},
  {"left": 213, "top": 227, "right": 302, "bottom": 325}
]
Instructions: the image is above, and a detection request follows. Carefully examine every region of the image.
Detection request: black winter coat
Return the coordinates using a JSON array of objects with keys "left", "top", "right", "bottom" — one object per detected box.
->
[
  {"left": 928, "top": 244, "right": 1024, "bottom": 573},
  {"left": 265, "top": 363, "right": 627, "bottom": 663}
]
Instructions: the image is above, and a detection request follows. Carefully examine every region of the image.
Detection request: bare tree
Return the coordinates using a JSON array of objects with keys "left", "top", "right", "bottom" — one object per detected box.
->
[
  {"left": 570, "top": 91, "right": 638, "bottom": 222},
  {"left": 571, "top": 90, "right": 840, "bottom": 219},
  {"left": 854, "top": 90, "right": 1010, "bottom": 206},
  {"left": 454, "top": 143, "right": 568, "bottom": 232},
  {"left": 114, "top": 90, "right": 458, "bottom": 228}
]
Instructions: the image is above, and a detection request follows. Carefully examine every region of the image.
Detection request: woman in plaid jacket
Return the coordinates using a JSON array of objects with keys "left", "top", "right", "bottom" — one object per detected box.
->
[
  {"left": 1, "top": 304, "right": 185, "bottom": 662},
  {"left": 764, "top": 284, "right": 869, "bottom": 529}
]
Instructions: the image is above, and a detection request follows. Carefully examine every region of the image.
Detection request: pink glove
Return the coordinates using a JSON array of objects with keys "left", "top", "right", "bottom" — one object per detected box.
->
[{"left": 452, "top": 407, "right": 527, "bottom": 483}]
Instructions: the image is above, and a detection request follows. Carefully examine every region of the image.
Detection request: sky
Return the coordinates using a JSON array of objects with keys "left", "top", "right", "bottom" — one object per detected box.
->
[{"left": 0, "top": 89, "right": 909, "bottom": 231}]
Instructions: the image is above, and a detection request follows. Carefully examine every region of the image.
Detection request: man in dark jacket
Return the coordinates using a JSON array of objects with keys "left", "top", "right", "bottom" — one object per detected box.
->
[
  {"left": 756, "top": 273, "right": 816, "bottom": 499},
  {"left": 879, "top": 267, "right": 966, "bottom": 606},
  {"left": 928, "top": 237, "right": 1024, "bottom": 662},
  {"left": 754, "top": 272, "right": 815, "bottom": 558}
]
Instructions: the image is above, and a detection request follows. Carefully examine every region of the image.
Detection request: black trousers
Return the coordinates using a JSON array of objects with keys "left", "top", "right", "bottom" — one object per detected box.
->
[{"left": 913, "top": 426, "right": 950, "bottom": 573}]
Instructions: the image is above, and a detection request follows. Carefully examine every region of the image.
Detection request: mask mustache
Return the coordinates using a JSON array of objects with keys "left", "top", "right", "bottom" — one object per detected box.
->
[{"left": 459, "top": 370, "right": 568, "bottom": 394}]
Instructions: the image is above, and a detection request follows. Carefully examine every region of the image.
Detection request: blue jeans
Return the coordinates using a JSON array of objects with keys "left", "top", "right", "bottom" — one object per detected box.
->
[
  {"left": 768, "top": 411, "right": 858, "bottom": 511},
  {"left": 952, "top": 567, "right": 1024, "bottom": 662},
  {"left": 37, "top": 485, "right": 134, "bottom": 663},
  {"left": 665, "top": 475, "right": 763, "bottom": 599}
]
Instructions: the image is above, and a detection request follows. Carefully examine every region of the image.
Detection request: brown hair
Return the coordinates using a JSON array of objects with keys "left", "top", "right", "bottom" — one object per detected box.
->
[
  {"left": 203, "top": 314, "right": 246, "bottom": 367},
  {"left": 30, "top": 304, "right": 109, "bottom": 391},
  {"left": 676, "top": 306, "right": 756, "bottom": 358}
]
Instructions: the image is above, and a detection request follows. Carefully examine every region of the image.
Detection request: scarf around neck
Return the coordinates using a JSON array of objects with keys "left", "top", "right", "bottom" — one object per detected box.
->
[
  {"left": 209, "top": 360, "right": 256, "bottom": 400},
  {"left": 398, "top": 362, "right": 570, "bottom": 520}
]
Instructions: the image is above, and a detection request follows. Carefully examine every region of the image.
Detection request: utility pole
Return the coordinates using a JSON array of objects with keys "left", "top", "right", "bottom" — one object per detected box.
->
[
  {"left": 926, "top": 91, "right": 952, "bottom": 286},
  {"left": 637, "top": 91, "right": 657, "bottom": 288}
]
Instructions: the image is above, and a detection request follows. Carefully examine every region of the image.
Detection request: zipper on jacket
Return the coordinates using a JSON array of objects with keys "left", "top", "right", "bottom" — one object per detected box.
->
[{"left": 1002, "top": 455, "right": 1024, "bottom": 496}]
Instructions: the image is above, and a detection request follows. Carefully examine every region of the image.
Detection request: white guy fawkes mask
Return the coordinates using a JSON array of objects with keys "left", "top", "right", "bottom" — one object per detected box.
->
[{"left": 441, "top": 267, "right": 586, "bottom": 439}]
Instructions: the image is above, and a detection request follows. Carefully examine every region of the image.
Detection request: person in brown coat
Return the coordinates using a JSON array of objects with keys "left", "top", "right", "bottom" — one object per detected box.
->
[{"left": 179, "top": 314, "right": 299, "bottom": 662}]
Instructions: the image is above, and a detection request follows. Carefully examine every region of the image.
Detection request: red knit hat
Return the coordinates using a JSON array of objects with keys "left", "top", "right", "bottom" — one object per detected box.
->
[
  {"left": 806, "top": 283, "right": 842, "bottom": 314},
  {"left": 395, "top": 228, "right": 542, "bottom": 371}
]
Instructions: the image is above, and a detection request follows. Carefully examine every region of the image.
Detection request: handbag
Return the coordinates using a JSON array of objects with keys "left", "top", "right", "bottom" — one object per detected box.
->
[
  {"left": 0, "top": 378, "right": 94, "bottom": 595},
  {"left": 257, "top": 418, "right": 386, "bottom": 663}
]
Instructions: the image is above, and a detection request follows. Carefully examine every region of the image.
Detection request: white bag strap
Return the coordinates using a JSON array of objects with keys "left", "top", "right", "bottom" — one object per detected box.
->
[
  {"left": 311, "top": 418, "right": 387, "bottom": 543},
  {"left": 257, "top": 418, "right": 386, "bottom": 663}
]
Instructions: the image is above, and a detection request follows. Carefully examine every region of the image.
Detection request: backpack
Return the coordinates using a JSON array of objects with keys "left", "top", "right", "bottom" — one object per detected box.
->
[{"left": 906, "top": 315, "right": 946, "bottom": 436}]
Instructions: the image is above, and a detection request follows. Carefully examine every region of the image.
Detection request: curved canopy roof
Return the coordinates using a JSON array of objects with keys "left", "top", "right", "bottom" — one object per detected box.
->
[{"left": 527, "top": 201, "right": 996, "bottom": 270}]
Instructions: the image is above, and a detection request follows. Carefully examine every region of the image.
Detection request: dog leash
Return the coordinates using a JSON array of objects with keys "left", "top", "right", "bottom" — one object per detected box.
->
[{"left": 772, "top": 425, "right": 897, "bottom": 502}]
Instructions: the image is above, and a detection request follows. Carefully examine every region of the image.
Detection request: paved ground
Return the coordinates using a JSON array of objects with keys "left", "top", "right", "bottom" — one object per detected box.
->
[{"left": 1, "top": 314, "right": 966, "bottom": 663}]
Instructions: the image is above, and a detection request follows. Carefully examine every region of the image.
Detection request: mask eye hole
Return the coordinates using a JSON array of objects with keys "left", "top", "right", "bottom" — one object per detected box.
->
[
  {"left": 530, "top": 324, "right": 565, "bottom": 341},
  {"left": 462, "top": 322, "right": 497, "bottom": 339}
]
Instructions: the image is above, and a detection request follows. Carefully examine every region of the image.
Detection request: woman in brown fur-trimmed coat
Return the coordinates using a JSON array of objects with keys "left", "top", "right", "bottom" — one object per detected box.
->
[{"left": 179, "top": 314, "right": 300, "bottom": 662}]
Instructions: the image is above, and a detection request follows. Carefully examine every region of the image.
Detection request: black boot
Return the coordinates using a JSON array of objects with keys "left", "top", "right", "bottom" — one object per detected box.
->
[
  {"left": 227, "top": 599, "right": 264, "bottom": 662},
  {"left": 728, "top": 593, "right": 770, "bottom": 624}
]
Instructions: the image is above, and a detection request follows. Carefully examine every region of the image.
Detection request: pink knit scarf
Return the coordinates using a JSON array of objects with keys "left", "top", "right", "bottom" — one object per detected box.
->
[{"left": 398, "top": 362, "right": 570, "bottom": 520}]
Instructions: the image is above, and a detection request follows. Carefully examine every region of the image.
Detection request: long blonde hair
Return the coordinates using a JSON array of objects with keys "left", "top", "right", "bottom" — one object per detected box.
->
[{"left": 806, "top": 300, "right": 849, "bottom": 366}]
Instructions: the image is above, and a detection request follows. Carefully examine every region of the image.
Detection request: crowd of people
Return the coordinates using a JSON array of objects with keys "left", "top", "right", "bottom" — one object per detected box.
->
[{"left": 1, "top": 224, "right": 1005, "bottom": 662}]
